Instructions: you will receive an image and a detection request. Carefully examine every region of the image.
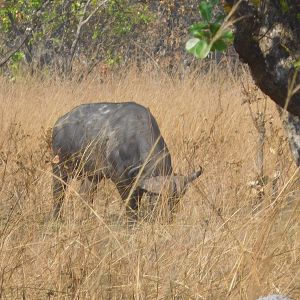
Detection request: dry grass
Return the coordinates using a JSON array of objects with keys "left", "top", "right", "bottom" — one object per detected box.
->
[{"left": 0, "top": 65, "right": 299, "bottom": 299}]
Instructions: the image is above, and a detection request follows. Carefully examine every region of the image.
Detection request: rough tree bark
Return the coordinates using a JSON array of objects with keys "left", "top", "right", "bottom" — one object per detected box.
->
[
  {"left": 226, "top": 0, "right": 300, "bottom": 115},
  {"left": 226, "top": 0, "right": 300, "bottom": 165}
]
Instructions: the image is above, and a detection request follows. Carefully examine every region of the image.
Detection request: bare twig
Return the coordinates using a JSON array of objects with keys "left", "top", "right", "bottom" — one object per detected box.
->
[
  {"left": 284, "top": 67, "right": 300, "bottom": 111},
  {"left": 66, "top": 0, "right": 109, "bottom": 74}
]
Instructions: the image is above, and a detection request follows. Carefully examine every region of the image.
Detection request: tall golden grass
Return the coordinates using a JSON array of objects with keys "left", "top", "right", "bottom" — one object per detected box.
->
[{"left": 0, "top": 66, "right": 299, "bottom": 299}]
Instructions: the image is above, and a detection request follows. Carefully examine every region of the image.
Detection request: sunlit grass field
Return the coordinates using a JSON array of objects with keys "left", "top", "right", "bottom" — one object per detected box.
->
[{"left": 0, "top": 65, "right": 299, "bottom": 299}]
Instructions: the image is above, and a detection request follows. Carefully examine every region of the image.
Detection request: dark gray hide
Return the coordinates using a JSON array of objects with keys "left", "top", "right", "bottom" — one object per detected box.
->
[{"left": 52, "top": 102, "right": 202, "bottom": 219}]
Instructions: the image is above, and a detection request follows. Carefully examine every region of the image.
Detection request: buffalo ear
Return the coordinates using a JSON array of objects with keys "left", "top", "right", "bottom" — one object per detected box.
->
[{"left": 138, "top": 176, "right": 171, "bottom": 194}]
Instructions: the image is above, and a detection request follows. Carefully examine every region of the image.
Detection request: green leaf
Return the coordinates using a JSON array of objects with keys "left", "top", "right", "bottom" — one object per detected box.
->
[
  {"left": 190, "top": 30, "right": 206, "bottom": 39},
  {"left": 294, "top": 60, "right": 300, "bottom": 68},
  {"left": 189, "top": 22, "right": 209, "bottom": 33},
  {"left": 11, "top": 50, "right": 25, "bottom": 62},
  {"left": 212, "top": 38, "right": 227, "bottom": 52},
  {"left": 199, "top": 1, "right": 212, "bottom": 22},
  {"left": 222, "top": 30, "right": 234, "bottom": 42},
  {"left": 279, "top": 0, "right": 289, "bottom": 13},
  {"left": 185, "top": 38, "right": 201, "bottom": 52},
  {"left": 189, "top": 22, "right": 210, "bottom": 39},
  {"left": 215, "top": 14, "right": 226, "bottom": 23},
  {"left": 194, "top": 39, "right": 210, "bottom": 58},
  {"left": 186, "top": 38, "right": 210, "bottom": 59},
  {"left": 210, "top": 23, "right": 221, "bottom": 35}
]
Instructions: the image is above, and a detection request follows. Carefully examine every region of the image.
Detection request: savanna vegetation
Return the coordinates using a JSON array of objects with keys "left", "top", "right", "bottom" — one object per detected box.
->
[
  {"left": 0, "top": 0, "right": 203, "bottom": 76},
  {"left": 0, "top": 67, "right": 299, "bottom": 299}
]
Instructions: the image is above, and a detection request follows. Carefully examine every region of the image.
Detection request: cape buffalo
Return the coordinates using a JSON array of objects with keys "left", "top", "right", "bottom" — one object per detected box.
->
[{"left": 52, "top": 102, "right": 202, "bottom": 220}]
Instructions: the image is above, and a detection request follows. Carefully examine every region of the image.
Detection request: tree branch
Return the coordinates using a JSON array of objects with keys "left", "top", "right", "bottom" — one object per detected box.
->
[
  {"left": 0, "top": 0, "right": 51, "bottom": 67},
  {"left": 66, "top": 0, "right": 109, "bottom": 74},
  {"left": 0, "top": 29, "right": 32, "bottom": 67}
]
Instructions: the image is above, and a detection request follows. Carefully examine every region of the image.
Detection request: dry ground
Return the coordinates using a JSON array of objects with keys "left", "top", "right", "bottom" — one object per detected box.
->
[{"left": 0, "top": 66, "right": 299, "bottom": 299}]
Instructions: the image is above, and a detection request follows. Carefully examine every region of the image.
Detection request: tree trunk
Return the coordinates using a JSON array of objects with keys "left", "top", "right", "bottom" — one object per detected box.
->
[
  {"left": 226, "top": 0, "right": 300, "bottom": 166},
  {"left": 226, "top": 0, "right": 300, "bottom": 116},
  {"left": 279, "top": 109, "right": 300, "bottom": 166}
]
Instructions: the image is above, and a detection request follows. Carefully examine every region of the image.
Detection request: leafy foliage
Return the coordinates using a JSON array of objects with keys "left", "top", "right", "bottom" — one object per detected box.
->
[
  {"left": 185, "top": 0, "right": 234, "bottom": 59},
  {"left": 0, "top": 0, "right": 153, "bottom": 74},
  {"left": 1, "top": 0, "right": 219, "bottom": 76}
]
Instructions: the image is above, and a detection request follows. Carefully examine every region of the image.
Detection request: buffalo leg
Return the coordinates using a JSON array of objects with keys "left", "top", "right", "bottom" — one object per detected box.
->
[
  {"left": 79, "top": 175, "right": 101, "bottom": 204},
  {"left": 52, "top": 164, "right": 69, "bottom": 219},
  {"left": 117, "top": 185, "right": 144, "bottom": 221}
]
